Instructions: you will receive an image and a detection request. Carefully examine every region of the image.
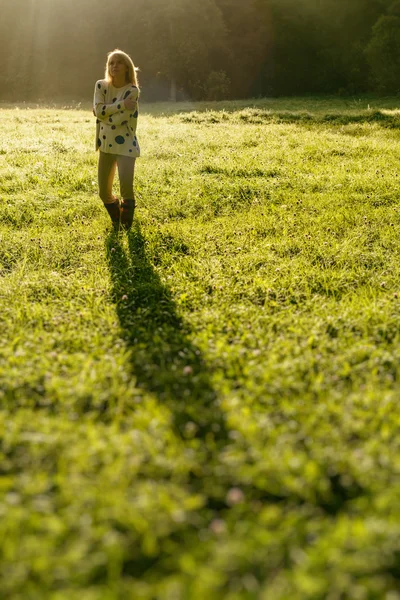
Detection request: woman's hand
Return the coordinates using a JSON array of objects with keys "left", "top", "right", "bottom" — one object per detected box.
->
[{"left": 124, "top": 96, "right": 136, "bottom": 110}]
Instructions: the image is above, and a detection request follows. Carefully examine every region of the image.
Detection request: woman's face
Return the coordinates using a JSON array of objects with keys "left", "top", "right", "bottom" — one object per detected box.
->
[{"left": 109, "top": 56, "right": 128, "bottom": 79}]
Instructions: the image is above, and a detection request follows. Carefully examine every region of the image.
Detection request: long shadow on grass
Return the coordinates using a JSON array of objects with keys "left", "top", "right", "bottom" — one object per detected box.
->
[
  {"left": 104, "top": 224, "right": 368, "bottom": 588},
  {"left": 105, "top": 226, "right": 366, "bottom": 516},
  {"left": 106, "top": 222, "right": 227, "bottom": 447},
  {"left": 104, "top": 224, "right": 234, "bottom": 580}
]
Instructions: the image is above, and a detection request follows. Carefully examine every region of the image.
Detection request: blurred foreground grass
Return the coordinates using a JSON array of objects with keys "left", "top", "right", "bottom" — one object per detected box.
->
[{"left": 1, "top": 97, "right": 400, "bottom": 599}]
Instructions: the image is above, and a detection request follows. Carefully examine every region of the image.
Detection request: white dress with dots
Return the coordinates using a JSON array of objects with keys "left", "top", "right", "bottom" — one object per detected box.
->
[{"left": 93, "top": 79, "right": 140, "bottom": 158}]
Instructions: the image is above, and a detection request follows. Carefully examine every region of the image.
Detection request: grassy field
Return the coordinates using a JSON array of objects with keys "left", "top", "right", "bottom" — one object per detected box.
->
[{"left": 1, "top": 96, "right": 400, "bottom": 599}]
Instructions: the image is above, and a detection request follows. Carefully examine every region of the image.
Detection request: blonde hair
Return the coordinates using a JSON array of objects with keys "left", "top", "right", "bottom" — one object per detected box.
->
[{"left": 105, "top": 49, "right": 140, "bottom": 91}]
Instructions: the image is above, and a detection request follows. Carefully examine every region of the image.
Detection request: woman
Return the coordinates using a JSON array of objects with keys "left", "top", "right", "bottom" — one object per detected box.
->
[{"left": 93, "top": 49, "right": 140, "bottom": 230}]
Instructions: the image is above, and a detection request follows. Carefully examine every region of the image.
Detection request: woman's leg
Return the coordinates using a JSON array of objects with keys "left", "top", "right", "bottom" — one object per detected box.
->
[
  {"left": 98, "top": 151, "right": 120, "bottom": 227},
  {"left": 117, "top": 155, "right": 136, "bottom": 230}
]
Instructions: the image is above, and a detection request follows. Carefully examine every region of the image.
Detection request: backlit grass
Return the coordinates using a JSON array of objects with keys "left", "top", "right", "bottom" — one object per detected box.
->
[{"left": 1, "top": 97, "right": 400, "bottom": 599}]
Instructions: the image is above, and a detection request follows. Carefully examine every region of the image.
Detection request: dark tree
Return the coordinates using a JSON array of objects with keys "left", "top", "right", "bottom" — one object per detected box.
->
[{"left": 366, "top": 11, "right": 400, "bottom": 93}]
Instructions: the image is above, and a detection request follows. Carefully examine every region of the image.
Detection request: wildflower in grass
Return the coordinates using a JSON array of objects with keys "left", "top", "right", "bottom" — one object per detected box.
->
[
  {"left": 209, "top": 519, "right": 226, "bottom": 535},
  {"left": 226, "top": 487, "right": 245, "bottom": 506},
  {"left": 184, "top": 421, "right": 198, "bottom": 437}
]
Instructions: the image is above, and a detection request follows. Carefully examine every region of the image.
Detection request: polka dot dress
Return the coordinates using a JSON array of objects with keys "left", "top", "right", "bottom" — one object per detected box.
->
[{"left": 93, "top": 79, "right": 140, "bottom": 158}]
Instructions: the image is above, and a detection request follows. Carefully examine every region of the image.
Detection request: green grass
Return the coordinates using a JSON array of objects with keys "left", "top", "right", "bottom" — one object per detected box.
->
[{"left": 1, "top": 96, "right": 400, "bottom": 599}]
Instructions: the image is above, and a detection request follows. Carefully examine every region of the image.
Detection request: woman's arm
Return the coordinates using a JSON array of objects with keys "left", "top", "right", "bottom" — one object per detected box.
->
[
  {"left": 93, "top": 81, "right": 138, "bottom": 122},
  {"left": 93, "top": 84, "right": 125, "bottom": 122},
  {"left": 108, "top": 88, "right": 138, "bottom": 125},
  {"left": 123, "top": 86, "right": 139, "bottom": 111}
]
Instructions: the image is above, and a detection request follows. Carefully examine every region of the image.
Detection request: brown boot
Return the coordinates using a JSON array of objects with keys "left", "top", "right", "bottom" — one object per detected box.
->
[
  {"left": 104, "top": 199, "right": 120, "bottom": 230},
  {"left": 120, "top": 198, "right": 135, "bottom": 230}
]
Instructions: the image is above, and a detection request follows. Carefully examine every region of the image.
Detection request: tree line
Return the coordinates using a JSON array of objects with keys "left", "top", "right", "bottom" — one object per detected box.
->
[{"left": 1, "top": 0, "right": 400, "bottom": 102}]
